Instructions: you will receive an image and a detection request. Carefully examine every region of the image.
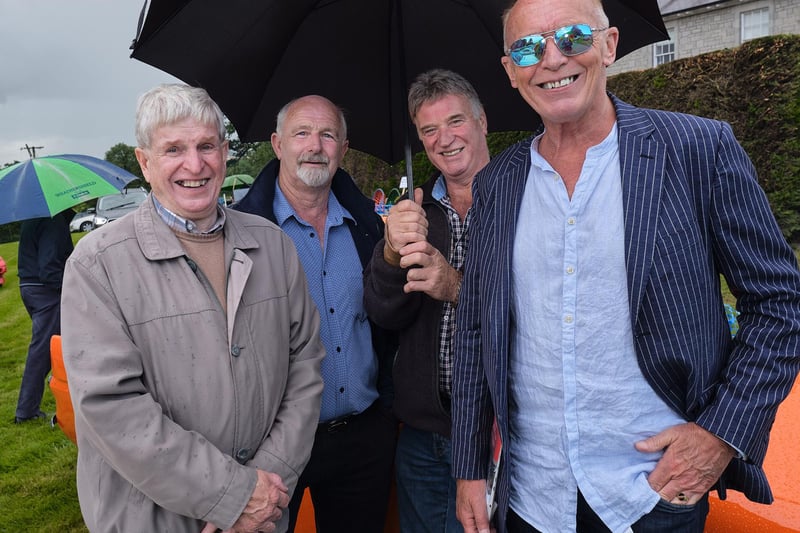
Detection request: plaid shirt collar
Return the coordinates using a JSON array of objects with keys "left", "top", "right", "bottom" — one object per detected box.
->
[{"left": 152, "top": 195, "right": 226, "bottom": 235}]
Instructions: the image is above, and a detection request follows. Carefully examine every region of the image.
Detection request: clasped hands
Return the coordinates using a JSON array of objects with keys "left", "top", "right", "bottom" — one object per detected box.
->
[
  {"left": 384, "top": 190, "right": 461, "bottom": 303},
  {"left": 201, "top": 469, "right": 289, "bottom": 533}
]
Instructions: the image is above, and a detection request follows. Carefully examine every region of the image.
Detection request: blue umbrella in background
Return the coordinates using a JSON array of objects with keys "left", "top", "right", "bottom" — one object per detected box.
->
[{"left": 0, "top": 154, "right": 138, "bottom": 225}]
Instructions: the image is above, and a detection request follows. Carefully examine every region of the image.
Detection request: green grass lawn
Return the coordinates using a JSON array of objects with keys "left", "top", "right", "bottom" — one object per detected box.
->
[{"left": 0, "top": 236, "right": 87, "bottom": 533}]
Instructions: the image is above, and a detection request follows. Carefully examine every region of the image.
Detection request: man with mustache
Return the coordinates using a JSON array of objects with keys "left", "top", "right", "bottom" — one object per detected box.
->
[{"left": 234, "top": 95, "right": 399, "bottom": 532}]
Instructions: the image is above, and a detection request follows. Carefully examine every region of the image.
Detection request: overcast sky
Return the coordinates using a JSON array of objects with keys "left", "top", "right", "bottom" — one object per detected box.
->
[{"left": 0, "top": 0, "right": 180, "bottom": 167}]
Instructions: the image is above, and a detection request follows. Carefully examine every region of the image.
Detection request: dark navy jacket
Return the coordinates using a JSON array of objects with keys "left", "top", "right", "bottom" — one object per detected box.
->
[{"left": 233, "top": 159, "right": 398, "bottom": 406}]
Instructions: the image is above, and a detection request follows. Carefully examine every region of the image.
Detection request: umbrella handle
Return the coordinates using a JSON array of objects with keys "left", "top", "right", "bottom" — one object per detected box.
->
[{"left": 404, "top": 136, "right": 414, "bottom": 203}]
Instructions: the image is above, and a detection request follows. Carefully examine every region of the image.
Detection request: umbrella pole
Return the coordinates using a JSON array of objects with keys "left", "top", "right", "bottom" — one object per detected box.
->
[
  {"left": 394, "top": 0, "right": 414, "bottom": 203},
  {"left": 404, "top": 140, "right": 414, "bottom": 202}
]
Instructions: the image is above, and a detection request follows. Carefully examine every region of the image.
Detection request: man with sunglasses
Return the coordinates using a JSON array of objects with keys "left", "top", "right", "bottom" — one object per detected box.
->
[{"left": 451, "top": 0, "right": 800, "bottom": 533}]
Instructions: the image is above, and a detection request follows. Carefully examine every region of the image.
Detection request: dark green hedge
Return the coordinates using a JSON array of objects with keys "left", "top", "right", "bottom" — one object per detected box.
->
[{"left": 607, "top": 35, "right": 800, "bottom": 243}]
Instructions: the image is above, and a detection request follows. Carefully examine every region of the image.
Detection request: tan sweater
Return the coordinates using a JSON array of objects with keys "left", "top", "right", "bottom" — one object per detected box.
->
[{"left": 175, "top": 230, "right": 226, "bottom": 313}]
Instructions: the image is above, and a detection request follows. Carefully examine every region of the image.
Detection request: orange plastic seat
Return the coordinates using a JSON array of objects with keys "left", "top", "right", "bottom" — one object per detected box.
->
[
  {"left": 294, "top": 479, "right": 400, "bottom": 532},
  {"left": 705, "top": 379, "right": 800, "bottom": 532},
  {"left": 48, "top": 334, "right": 77, "bottom": 444}
]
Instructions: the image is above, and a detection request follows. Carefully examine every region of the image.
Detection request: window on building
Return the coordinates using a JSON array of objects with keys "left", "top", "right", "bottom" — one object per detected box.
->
[
  {"left": 741, "top": 7, "right": 770, "bottom": 42},
  {"left": 653, "top": 28, "right": 675, "bottom": 67}
]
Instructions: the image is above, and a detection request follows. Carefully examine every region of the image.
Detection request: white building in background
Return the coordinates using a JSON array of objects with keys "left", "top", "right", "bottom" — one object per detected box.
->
[{"left": 608, "top": 0, "right": 800, "bottom": 76}]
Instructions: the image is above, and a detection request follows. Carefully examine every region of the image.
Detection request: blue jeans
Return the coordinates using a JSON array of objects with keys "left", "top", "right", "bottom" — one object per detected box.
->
[
  {"left": 395, "top": 425, "right": 463, "bottom": 533},
  {"left": 631, "top": 494, "right": 709, "bottom": 533},
  {"left": 16, "top": 285, "right": 61, "bottom": 419},
  {"left": 507, "top": 490, "right": 708, "bottom": 533}
]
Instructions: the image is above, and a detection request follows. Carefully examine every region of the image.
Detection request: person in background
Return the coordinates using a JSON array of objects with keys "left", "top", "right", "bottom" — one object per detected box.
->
[
  {"left": 14, "top": 209, "right": 73, "bottom": 424},
  {"left": 62, "top": 83, "right": 324, "bottom": 532},
  {"left": 451, "top": 0, "right": 800, "bottom": 532},
  {"left": 0, "top": 254, "right": 7, "bottom": 287},
  {"left": 234, "top": 94, "right": 399, "bottom": 532},
  {"left": 364, "top": 69, "right": 490, "bottom": 533}
]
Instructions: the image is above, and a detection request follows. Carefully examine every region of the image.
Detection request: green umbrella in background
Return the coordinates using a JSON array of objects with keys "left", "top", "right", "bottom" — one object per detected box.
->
[
  {"left": 222, "top": 174, "right": 254, "bottom": 190},
  {"left": 0, "top": 154, "right": 137, "bottom": 225},
  {"left": 220, "top": 174, "right": 254, "bottom": 204}
]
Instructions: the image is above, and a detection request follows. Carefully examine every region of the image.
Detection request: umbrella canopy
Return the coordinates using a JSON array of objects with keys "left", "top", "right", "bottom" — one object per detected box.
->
[
  {"left": 130, "top": 0, "right": 668, "bottom": 165},
  {"left": 222, "top": 174, "right": 254, "bottom": 190},
  {"left": 0, "top": 154, "right": 138, "bottom": 225}
]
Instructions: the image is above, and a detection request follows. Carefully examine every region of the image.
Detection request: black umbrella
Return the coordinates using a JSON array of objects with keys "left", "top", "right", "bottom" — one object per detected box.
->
[{"left": 130, "top": 0, "right": 667, "bottom": 176}]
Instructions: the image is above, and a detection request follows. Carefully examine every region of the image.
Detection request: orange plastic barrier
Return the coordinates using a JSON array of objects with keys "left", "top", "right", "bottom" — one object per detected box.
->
[
  {"left": 294, "top": 479, "right": 400, "bottom": 532},
  {"left": 48, "top": 334, "right": 77, "bottom": 444},
  {"left": 706, "top": 379, "right": 800, "bottom": 532}
]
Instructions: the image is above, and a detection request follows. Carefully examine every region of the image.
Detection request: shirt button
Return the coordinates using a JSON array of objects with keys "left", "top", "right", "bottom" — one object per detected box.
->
[
  {"left": 566, "top": 266, "right": 575, "bottom": 274},
  {"left": 564, "top": 315, "right": 574, "bottom": 324},
  {"left": 567, "top": 217, "right": 576, "bottom": 225},
  {"left": 231, "top": 345, "right": 241, "bottom": 357}
]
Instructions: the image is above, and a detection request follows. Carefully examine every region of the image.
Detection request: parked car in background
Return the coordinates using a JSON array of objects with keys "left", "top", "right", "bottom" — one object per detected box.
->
[
  {"left": 69, "top": 209, "right": 96, "bottom": 233},
  {"left": 93, "top": 189, "right": 148, "bottom": 228},
  {"left": 232, "top": 186, "right": 250, "bottom": 203}
]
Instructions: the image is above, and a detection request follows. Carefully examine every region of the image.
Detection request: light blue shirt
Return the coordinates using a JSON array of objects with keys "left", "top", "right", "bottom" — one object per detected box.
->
[
  {"left": 274, "top": 184, "right": 377, "bottom": 423},
  {"left": 509, "top": 124, "right": 685, "bottom": 533}
]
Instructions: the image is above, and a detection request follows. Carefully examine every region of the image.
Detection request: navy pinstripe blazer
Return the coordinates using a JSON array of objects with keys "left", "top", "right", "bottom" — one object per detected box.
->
[{"left": 452, "top": 95, "right": 800, "bottom": 531}]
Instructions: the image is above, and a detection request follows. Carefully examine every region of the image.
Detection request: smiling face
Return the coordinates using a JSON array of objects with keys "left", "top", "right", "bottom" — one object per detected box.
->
[
  {"left": 272, "top": 95, "right": 348, "bottom": 191},
  {"left": 414, "top": 93, "right": 489, "bottom": 185},
  {"left": 135, "top": 117, "right": 228, "bottom": 229},
  {"left": 501, "top": 0, "right": 618, "bottom": 128}
]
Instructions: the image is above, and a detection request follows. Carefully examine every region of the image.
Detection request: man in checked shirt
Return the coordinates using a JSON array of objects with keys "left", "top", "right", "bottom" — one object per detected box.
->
[{"left": 364, "top": 69, "right": 491, "bottom": 533}]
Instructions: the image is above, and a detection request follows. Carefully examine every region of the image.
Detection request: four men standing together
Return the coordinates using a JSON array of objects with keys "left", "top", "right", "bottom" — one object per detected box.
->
[{"left": 51, "top": 0, "right": 800, "bottom": 532}]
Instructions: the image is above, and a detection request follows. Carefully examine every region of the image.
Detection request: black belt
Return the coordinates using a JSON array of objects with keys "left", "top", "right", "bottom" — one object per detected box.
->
[
  {"left": 319, "top": 401, "right": 379, "bottom": 434},
  {"left": 319, "top": 413, "right": 356, "bottom": 433}
]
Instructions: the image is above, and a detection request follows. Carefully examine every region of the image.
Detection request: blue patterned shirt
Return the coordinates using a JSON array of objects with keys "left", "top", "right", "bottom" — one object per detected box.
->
[{"left": 274, "top": 183, "right": 377, "bottom": 423}]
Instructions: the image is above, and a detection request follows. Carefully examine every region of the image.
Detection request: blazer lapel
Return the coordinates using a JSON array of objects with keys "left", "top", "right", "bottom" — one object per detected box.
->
[
  {"left": 495, "top": 143, "right": 531, "bottom": 254},
  {"left": 479, "top": 139, "right": 530, "bottom": 419},
  {"left": 614, "top": 98, "right": 667, "bottom": 326}
]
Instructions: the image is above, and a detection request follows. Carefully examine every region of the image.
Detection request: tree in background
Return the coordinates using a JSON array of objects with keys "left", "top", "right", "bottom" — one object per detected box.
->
[{"left": 105, "top": 143, "right": 147, "bottom": 190}]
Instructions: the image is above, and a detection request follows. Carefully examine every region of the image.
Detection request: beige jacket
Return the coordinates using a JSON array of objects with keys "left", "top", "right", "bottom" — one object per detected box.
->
[{"left": 62, "top": 197, "right": 324, "bottom": 532}]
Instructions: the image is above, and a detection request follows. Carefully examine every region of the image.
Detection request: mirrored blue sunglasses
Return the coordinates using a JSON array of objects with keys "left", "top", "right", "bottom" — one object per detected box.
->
[{"left": 507, "top": 23, "right": 607, "bottom": 67}]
